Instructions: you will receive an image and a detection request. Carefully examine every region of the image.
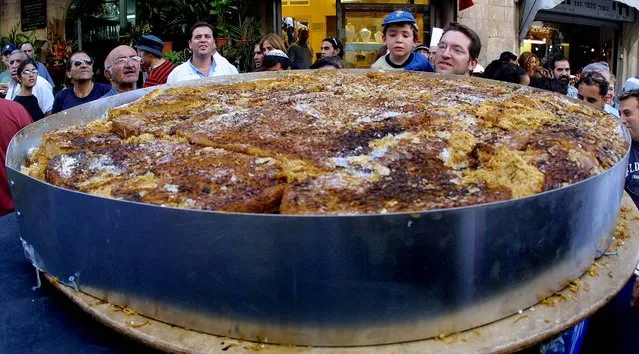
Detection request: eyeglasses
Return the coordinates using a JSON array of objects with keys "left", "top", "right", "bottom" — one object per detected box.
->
[
  {"left": 437, "top": 42, "right": 467, "bottom": 56},
  {"left": 21, "top": 69, "right": 38, "bottom": 76},
  {"left": 72, "top": 58, "right": 94, "bottom": 67},
  {"left": 107, "top": 56, "right": 141, "bottom": 69}
]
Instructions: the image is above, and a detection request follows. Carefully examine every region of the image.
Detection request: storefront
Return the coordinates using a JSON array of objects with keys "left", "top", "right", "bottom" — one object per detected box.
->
[
  {"left": 520, "top": 0, "right": 639, "bottom": 81},
  {"left": 280, "top": 0, "right": 432, "bottom": 67}
]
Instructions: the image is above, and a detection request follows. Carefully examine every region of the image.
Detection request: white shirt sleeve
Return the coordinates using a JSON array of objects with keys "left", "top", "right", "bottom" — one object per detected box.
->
[{"left": 33, "top": 77, "right": 54, "bottom": 113}]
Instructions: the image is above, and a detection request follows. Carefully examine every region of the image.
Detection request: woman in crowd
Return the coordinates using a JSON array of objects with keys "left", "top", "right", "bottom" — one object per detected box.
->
[
  {"left": 13, "top": 58, "right": 44, "bottom": 121},
  {"left": 260, "top": 33, "right": 288, "bottom": 56},
  {"left": 320, "top": 37, "right": 344, "bottom": 59},
  {"left": 310, "top": 56, "right": 343, "bottom": 70},
  {"left": 518, "top": 51, "right": 541, "bottom": 79}
]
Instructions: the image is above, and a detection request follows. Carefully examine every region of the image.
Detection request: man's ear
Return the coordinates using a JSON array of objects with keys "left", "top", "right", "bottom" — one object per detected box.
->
[
  {"left": 468, "top": 58, "right": 478, "bottom": 72},
  {"left": 104, "top": 67, "right": 112, "bottom": 81},
  {"left": 188, "top": 40, "right": 193, "bottom": 52}
]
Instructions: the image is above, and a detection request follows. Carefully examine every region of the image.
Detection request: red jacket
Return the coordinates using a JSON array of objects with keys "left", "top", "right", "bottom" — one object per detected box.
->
[{"left": 1, "top": 100, "right": 32, "bottom": 216}]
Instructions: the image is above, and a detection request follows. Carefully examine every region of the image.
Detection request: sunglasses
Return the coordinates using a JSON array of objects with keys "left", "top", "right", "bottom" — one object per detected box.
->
[
  {"left": 72, "top": 58, "right": 94, "bottom": 67},
  {"left": 324, "top": 37, "right": 339, "bottom": 48}
]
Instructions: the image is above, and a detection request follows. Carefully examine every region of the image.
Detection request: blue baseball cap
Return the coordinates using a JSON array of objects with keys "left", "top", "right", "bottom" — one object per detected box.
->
[
  {"left": 2, "top": 43, "right": 15, "bottom": 55},
  {"left": 382, "top": 10, "right": 418, "bottom": 29}
]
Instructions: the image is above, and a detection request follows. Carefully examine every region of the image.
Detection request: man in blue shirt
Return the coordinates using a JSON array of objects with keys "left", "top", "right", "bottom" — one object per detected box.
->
[{"left": 52, "top": 51, "right": 111, "bottom": 113}]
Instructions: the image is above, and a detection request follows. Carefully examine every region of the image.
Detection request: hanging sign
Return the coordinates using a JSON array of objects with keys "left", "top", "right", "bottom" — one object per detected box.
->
[
  {"left": 21, "top": 0, "right": 47, "bottom": 32},
  {"left": 550, "top": 0, "right": 635, "bottom": 22}
]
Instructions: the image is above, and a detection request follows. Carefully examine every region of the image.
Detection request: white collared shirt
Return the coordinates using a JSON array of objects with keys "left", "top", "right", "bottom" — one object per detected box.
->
[
  {"left": 5, "top": 76, "right": 54, "bottom": 113},
  {"left": 167, "top": 52, "right": 238, "bottom": 84}
]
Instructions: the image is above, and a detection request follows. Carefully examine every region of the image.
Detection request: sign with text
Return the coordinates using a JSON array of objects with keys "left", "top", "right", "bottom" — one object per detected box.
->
[
  {"left": 551, "top": 0, "right": 635, "bottom": 21},
  {"left": 21, "top": 0, "right": 47, "bottom": 32}
]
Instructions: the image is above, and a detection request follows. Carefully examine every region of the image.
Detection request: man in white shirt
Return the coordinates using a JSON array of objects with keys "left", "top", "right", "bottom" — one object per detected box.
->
[
  {"left": 167, "top": 22, "right": 238, "bottom": 84},
  {"left": 4, "top": 50, "right": 53, "bottom": 114}
]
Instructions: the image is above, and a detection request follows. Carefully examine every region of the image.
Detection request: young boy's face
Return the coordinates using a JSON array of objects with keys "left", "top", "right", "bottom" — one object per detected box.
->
[{"left": 383, "top": 23, "right": 415, "bottom": 59}]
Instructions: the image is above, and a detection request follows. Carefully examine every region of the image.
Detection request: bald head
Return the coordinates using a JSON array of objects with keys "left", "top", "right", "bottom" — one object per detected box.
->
[{"left": 104, "top": 45, "right": 140, "bottom": 93}]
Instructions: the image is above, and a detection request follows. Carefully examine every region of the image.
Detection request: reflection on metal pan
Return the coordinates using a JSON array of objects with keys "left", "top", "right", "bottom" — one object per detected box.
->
[{"left": 5, "top": 70, "right": 630, "bottom": 346}]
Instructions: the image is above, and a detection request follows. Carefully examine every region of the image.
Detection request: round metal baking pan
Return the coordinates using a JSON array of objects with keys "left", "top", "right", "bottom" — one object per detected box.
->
[{"left": 5, "top": 70, "right": 630, "bottom": 346}]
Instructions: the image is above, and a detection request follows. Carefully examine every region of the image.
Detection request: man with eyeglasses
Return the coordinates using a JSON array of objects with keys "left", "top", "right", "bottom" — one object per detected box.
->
[
  {"left": 19, "top": 42, "right": 55, "bottom": 88},
  {"left": 433, "top": 22, "right": 481, "bottom": 76},
  {"left": 51, "top": 51, "right": 112, "bottom": 113},
  {"left": 167, "top": 22, "right": 238, "bottom": 84},
  {"left": 102, "top": 45, "right": 141, "bottom": 97},
  {"left": 4, "top": 50, "right": 53, "bottom": 115}
]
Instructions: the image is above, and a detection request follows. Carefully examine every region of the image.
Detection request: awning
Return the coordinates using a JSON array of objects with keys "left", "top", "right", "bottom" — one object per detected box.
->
[
  {"left": 519, "top": 0, "right": 639, "bottom": 42},
  {"left": 519, "top": 0, "right": 563, "bottom": 42}
]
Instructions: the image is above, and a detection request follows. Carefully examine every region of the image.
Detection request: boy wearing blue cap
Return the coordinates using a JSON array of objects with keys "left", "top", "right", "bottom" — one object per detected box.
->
[{"left": 371, "top": 11, "right": 434, "bottom": 72}]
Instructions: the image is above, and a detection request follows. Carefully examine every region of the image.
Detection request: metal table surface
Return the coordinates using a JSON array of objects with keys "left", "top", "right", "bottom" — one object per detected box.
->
[{"left": 0, "top": 212, "right": 160, "bottom": 354}]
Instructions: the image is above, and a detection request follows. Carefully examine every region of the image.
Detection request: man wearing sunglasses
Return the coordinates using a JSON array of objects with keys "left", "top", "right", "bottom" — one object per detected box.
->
[
  {"left": 4, "top": 50, "right": 53, "bottom": 115},
  {"left": 103, "top": 45, "right": 141, "bottom": 97},
  {"left": 51, "top": 51, "right": 112, "bottom": 113}
]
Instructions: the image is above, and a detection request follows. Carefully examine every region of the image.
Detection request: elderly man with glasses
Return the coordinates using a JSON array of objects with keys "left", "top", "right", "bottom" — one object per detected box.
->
[
  {"left": 4, "top": 49, "right": 53, "bottom": 115},
  {"left": 102, "top": 45, "right": 142, "bottom": 97},
  {"left": 51, "top": 51, "right": 112, "bottom": 113}
]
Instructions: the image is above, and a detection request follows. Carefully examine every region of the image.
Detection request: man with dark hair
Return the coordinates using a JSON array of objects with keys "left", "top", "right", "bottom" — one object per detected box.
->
[
  {"left": 135, "top": 34, "right": 175, "bottom": 87},
  {"left": 499, "top": 51, "right": 517, "bottom": 64},
  {"left": 288, "top": 27, "right": 313, "bottom": 69},
  {"left": 434, "top": 22, "right": 481, "bottom": 75},
  {"left": 167, "top": 22, "right": 238, "bottom": 83},
  {"left": 620, "top": 89, "right": 639, "bottom": 208},
  {"left": 262, "top": 50, "right": 291, "bottom": 71},
  {"left": 481, "top": 61, "right": 529, "bottom": 85},
  {"left": 575, "top": 72, "right": 609, "bottom": 110},
  {"left": 52, "top": 51, "right": 111, "bottom": 113},
  {"left": 19, "top": 42, "right": 54, "bottom": 88}
]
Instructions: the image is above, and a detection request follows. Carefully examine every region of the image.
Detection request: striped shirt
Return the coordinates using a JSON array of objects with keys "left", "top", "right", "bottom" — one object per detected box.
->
[{"left": 143, "top": 60, "right": 175, "bottom": 88}]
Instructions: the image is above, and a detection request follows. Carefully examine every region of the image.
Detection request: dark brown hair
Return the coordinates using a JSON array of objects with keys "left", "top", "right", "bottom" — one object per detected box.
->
[
  {"left": 442, "top": 22, "right": 481, "bottom": 60},
  {"left": 189, "top": 22, "right": 215, "bottom": 40},
  {"left": 576, "top": 72, "right": 609, "bottom": 97}
]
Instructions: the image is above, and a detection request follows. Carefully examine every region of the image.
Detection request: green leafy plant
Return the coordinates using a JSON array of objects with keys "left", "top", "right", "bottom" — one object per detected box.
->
[
  {"left": 0, "top": 21, "right": 48, "bottom": 61},
  {"left": 163, "top": 48, "right": 191, "bottom": 65},
  {"left": 210, "top": 0, "right": 238, "bottom": 38},
  {"left": 157, "top": 0, "right": 214, "bottom": 39},
  {"left": 221, "top": 16, "right": 263, "bottom": 72},
  {"left": 120, "top": 22, "right": 152, "bottom": 46}
]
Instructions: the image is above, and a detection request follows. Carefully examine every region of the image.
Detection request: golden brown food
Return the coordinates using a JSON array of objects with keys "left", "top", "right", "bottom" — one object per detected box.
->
[{"left": 23, "top": 71, "right": 628, "bottom": 214}]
